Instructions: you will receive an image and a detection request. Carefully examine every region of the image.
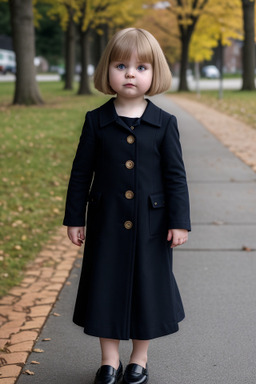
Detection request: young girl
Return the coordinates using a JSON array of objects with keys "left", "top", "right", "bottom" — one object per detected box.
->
[{"left": 63, "top": 28, "right": 191, "bottom": 384}]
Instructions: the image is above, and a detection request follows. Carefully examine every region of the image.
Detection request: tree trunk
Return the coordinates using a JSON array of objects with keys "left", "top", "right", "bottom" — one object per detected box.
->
[
  {"left": 176, "top": 0, "right": 209, "bottom": 92},
  {"left": 77, "top": 28, "right": 91, "bottom": 95},
  {"left": 241, "top": 0, "right": 255, "bottom": 90},
  {"left": 178, "top": 32, "right": 190, "bottom": 91},
  {"left": 9, "top": 0, "right": 43, "bottom": 105},
  {"left": 64, "top": 15, "right": 76, "bottom": 90}
]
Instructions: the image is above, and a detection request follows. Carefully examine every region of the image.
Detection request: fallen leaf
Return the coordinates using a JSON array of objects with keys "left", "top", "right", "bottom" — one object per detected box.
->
[
  {"left": 53, "top": 312, "right": 61, "bottom": 317},
  {"left": 66, "top": 281, "right": 71, "bottom": 286},
  {"left": 33, "top": 348, "right": 44, "bottom": 353},
  {"left": 31, "top": 361, "right": 40, "bottom": 365},
  {"left": 23, "top": 370, "right": 35, "bottom": 375},
  {"left": 42, "top": 338, "right": 51, "bottom": 341},
  {"left": 242, "top": 246, "right": 252, "bottom": 252},
  {"left": 212, "top": 220, "right": 224, "bottom": 225}
]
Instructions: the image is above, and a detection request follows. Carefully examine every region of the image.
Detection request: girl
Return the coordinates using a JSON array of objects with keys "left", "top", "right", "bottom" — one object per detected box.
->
[{"left": 63, "top": 28, "right": 191, "bottom": 384}]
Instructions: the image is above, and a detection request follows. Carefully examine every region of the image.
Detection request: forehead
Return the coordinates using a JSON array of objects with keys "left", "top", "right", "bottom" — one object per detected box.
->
[{"left": 110, "top": 31, "right": 154, "bottom": 64}]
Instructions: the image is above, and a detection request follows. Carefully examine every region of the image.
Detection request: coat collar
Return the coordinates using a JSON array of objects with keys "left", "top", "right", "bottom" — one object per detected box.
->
[{"left": 99, "top": 97, "right": 162, "bottom": 128}]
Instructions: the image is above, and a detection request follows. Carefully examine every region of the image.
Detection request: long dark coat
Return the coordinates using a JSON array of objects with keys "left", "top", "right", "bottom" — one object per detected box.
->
[{"left": 63, "top": 98, "right": 191, "bottom": 340}]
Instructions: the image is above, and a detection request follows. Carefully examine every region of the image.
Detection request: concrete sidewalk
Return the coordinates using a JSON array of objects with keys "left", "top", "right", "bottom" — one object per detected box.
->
[{"left": 16, "top": 95, "right": 256, "bottom": 384}]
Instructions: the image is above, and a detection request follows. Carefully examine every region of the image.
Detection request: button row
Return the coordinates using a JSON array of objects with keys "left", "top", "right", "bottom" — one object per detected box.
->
[{"left": 124, "top": 132, "right": 135, "bottom": 229}]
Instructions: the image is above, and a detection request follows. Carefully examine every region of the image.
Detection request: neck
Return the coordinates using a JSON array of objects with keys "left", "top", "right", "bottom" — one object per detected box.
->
[{"left": 114, "top": 96, "right": 147, "bottom": 117}]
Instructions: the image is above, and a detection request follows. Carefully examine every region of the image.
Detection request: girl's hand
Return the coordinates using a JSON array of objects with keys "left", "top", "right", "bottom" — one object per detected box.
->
[
  {"left": 167, "top": 229, "right": 188, "bottom": 248},
  {"left": 67, "top": 226, "right": 85, "bottom": 247}
]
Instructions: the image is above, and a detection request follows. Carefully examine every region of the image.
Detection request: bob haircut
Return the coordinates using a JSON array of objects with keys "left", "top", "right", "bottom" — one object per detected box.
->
[{"left": 94, "top": 28, "right": 172, "bottom": 96}]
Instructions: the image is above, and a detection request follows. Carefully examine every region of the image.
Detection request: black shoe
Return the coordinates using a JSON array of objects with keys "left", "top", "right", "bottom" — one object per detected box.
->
[
  {"left": 94, "top": 361, "right": 123, "bottom": 384},
  {"left": 123, "top": 363, "right": 148, "bottom": 384}
]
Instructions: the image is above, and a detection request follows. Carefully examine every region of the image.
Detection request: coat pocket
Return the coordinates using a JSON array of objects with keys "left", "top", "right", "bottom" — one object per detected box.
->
[{"left": 149, "top": 193, "right": 167, "bottom": 236}]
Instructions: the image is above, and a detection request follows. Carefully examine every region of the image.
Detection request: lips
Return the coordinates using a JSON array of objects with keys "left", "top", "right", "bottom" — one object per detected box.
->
[{"left": 124, "top": 83, "right": 135, "bottom": 87}]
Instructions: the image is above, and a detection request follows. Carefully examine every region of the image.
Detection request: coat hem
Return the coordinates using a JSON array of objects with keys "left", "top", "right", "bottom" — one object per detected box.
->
[{"left": 73, "top": 314, "right": 185, "bottom": 341}]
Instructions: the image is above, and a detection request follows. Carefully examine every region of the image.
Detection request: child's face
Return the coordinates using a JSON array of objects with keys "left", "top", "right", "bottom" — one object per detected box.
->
[{"left": 108, "top": 51, "right": 153, "bottom": 99}]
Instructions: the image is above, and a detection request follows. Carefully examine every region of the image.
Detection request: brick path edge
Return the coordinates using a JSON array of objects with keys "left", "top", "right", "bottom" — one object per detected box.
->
[{"left": 0, "top": 226, "right": 81, "bottom": 383}]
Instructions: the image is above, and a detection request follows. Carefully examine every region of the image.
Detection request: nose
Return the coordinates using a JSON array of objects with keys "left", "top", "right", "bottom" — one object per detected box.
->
[{"left": 125, "top": 70, "right": 135, "bottom": 78}]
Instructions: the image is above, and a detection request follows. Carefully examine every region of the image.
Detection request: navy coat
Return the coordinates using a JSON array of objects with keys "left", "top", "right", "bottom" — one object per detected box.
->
[{"left": 63, "top": 98, "right": 191, "bottom": 340}]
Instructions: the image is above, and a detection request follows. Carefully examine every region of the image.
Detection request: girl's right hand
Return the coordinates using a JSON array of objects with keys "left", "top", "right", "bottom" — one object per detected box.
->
[{"left": 67, "top": 226, "right": 85, "bottom": 247}]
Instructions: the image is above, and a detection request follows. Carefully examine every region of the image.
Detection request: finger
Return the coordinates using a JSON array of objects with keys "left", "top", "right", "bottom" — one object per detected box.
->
[
  {"left": 79, "top": 228, "right": 85, "bottom": 241},
  {"left": 170, "top": 238, "right": 178, "bottom": 248},
  {"left": 72, "top": 237, "right": 83, "bottom": 246},
  {"left": 167, "top": 230, "right": 173, "bottom": 242},
  {"left": 171, "top": 237, "right": 183, "bottom": 248}
]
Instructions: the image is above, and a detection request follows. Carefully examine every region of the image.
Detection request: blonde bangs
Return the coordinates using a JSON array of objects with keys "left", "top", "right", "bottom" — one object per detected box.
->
[{"left": 110, "top": 30, "right": 154, "bottom": 65}]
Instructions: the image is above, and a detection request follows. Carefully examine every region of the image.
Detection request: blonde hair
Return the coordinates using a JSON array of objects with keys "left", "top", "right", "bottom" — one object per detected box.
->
[{"left": 94, "top": 28, "right": 172, "bottom": 96}]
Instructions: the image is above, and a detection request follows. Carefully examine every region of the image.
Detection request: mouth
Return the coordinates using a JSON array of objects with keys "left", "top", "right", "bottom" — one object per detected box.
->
[{"left": 124, "top": 83, "right": 135, "bottom": 87}]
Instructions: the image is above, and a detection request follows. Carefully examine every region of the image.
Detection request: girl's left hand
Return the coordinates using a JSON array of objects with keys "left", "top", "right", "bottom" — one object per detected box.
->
[{"left": 167, "top": 229, "right": 188, "bottom": 248}]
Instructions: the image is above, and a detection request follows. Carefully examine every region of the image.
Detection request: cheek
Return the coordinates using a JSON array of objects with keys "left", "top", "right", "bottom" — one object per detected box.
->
[
  {"left": 144, "top": 73, "right": 153, "bottom": 89},
  {"left": 108, "top": 69, "right": 118, "bottom": 88}
]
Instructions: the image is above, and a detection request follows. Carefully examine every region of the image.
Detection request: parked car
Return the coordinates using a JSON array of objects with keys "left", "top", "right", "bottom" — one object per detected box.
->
[
  {"left": 0, "top": 49, "right": 16, "bottom": 74},
  {"left": 202, "top": 65, "right": 220, "bottom": 79}
]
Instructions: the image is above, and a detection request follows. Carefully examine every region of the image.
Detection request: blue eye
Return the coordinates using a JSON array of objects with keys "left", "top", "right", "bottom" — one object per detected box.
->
[
  {"left": 117, "top": 64, "right": 126, "bottom": 70},
  {"left": 137, "top": 65, "right": 146, "bottom": 71}
]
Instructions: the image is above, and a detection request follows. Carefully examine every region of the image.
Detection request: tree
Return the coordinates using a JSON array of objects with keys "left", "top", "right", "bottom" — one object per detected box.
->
[
  {"left": 190, "top": 0, "right": 242, "bottom": 62},
  {"left": 44, "top": 0, "right": 81, "bottom": 90},
  {"left": 134, "top": 7, "right": 181, "bottom": 67},
  {"left": 0, "top": 1, "right": 12, "bottom": 36},
  {"left": 241, "top": 0, "right": 255, "bottom": 90},
  {"left": 9, "top": 0, "right": 43, "bottom": 105},
  {"left": 34, "top": 3, "right": 64, "bottom": 67},
  {"left": 168, "top": 0, "right": 210, "bottom": 91},
  {"left": 76, "top": 0, "right": 145, "bottom": 95}
]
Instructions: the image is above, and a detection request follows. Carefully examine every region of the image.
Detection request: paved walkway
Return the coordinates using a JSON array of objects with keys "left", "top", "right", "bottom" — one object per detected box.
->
[{"left": 1, "top": 94, "right": 256, "bottom": 384}]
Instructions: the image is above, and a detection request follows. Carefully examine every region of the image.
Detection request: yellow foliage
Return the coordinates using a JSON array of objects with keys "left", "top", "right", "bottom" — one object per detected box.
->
[
  {"left": 77, "top": 0, "right": 144, "bottom": 33},
  {"left": 190, "top": 0, "right": 243, "bottom": 62},
  {"left": 34, "top": 0, "right": 144, "bottom": 34}
]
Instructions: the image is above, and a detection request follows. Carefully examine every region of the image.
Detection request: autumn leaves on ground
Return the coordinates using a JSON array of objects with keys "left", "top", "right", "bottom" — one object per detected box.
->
[{"left": 0, "top": 82, "right": 108, "bottom": 297}]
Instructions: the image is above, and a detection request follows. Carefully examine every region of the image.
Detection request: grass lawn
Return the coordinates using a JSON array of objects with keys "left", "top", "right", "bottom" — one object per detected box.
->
[
  {"left": 0, "top": 82, "right": 108, "bottom": 297},
  {"left": 172, "top": 90, "right": 256, "bottom": 130}
]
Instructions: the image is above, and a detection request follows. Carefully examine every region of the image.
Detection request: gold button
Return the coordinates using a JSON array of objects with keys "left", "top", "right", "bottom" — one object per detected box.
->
[
  {"left": 130, "top": 126, "right": 135, "bottom": 130},
  {"left": 124, "top": 220, "right": 133, "bottom": 229},
  {"left": 127, "top": 135, "right": 135, "bottom": 144},
  {"left": 125, "top": 160, "right": 134, "bottom": 169},
  {"left": 125, "top": 190, "right": 134, "bottom": 199}
]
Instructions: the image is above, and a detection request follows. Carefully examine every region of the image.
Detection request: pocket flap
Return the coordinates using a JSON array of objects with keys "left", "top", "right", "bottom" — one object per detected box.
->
[{"left": 149, "top": 193, "right": 165, "bottom": 208}]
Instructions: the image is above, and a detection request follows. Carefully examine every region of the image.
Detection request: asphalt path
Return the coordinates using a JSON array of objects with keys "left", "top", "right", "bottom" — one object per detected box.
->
[{"left": 17, "top": 95, "right": 256, "bottom": 384}]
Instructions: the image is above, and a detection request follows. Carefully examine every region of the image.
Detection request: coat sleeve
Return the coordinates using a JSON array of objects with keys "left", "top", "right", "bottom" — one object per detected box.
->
[
  {"left": 161, "top": 115, "right": 191, "bottom": 231},
  {"left": 63, "top": 112, "right": 96, "bottom": 227}
]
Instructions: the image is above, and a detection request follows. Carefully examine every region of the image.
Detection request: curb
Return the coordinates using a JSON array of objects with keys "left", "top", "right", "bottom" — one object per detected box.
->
[{"left": 0, "top": 226, "right": 80, "bottom": 383}]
